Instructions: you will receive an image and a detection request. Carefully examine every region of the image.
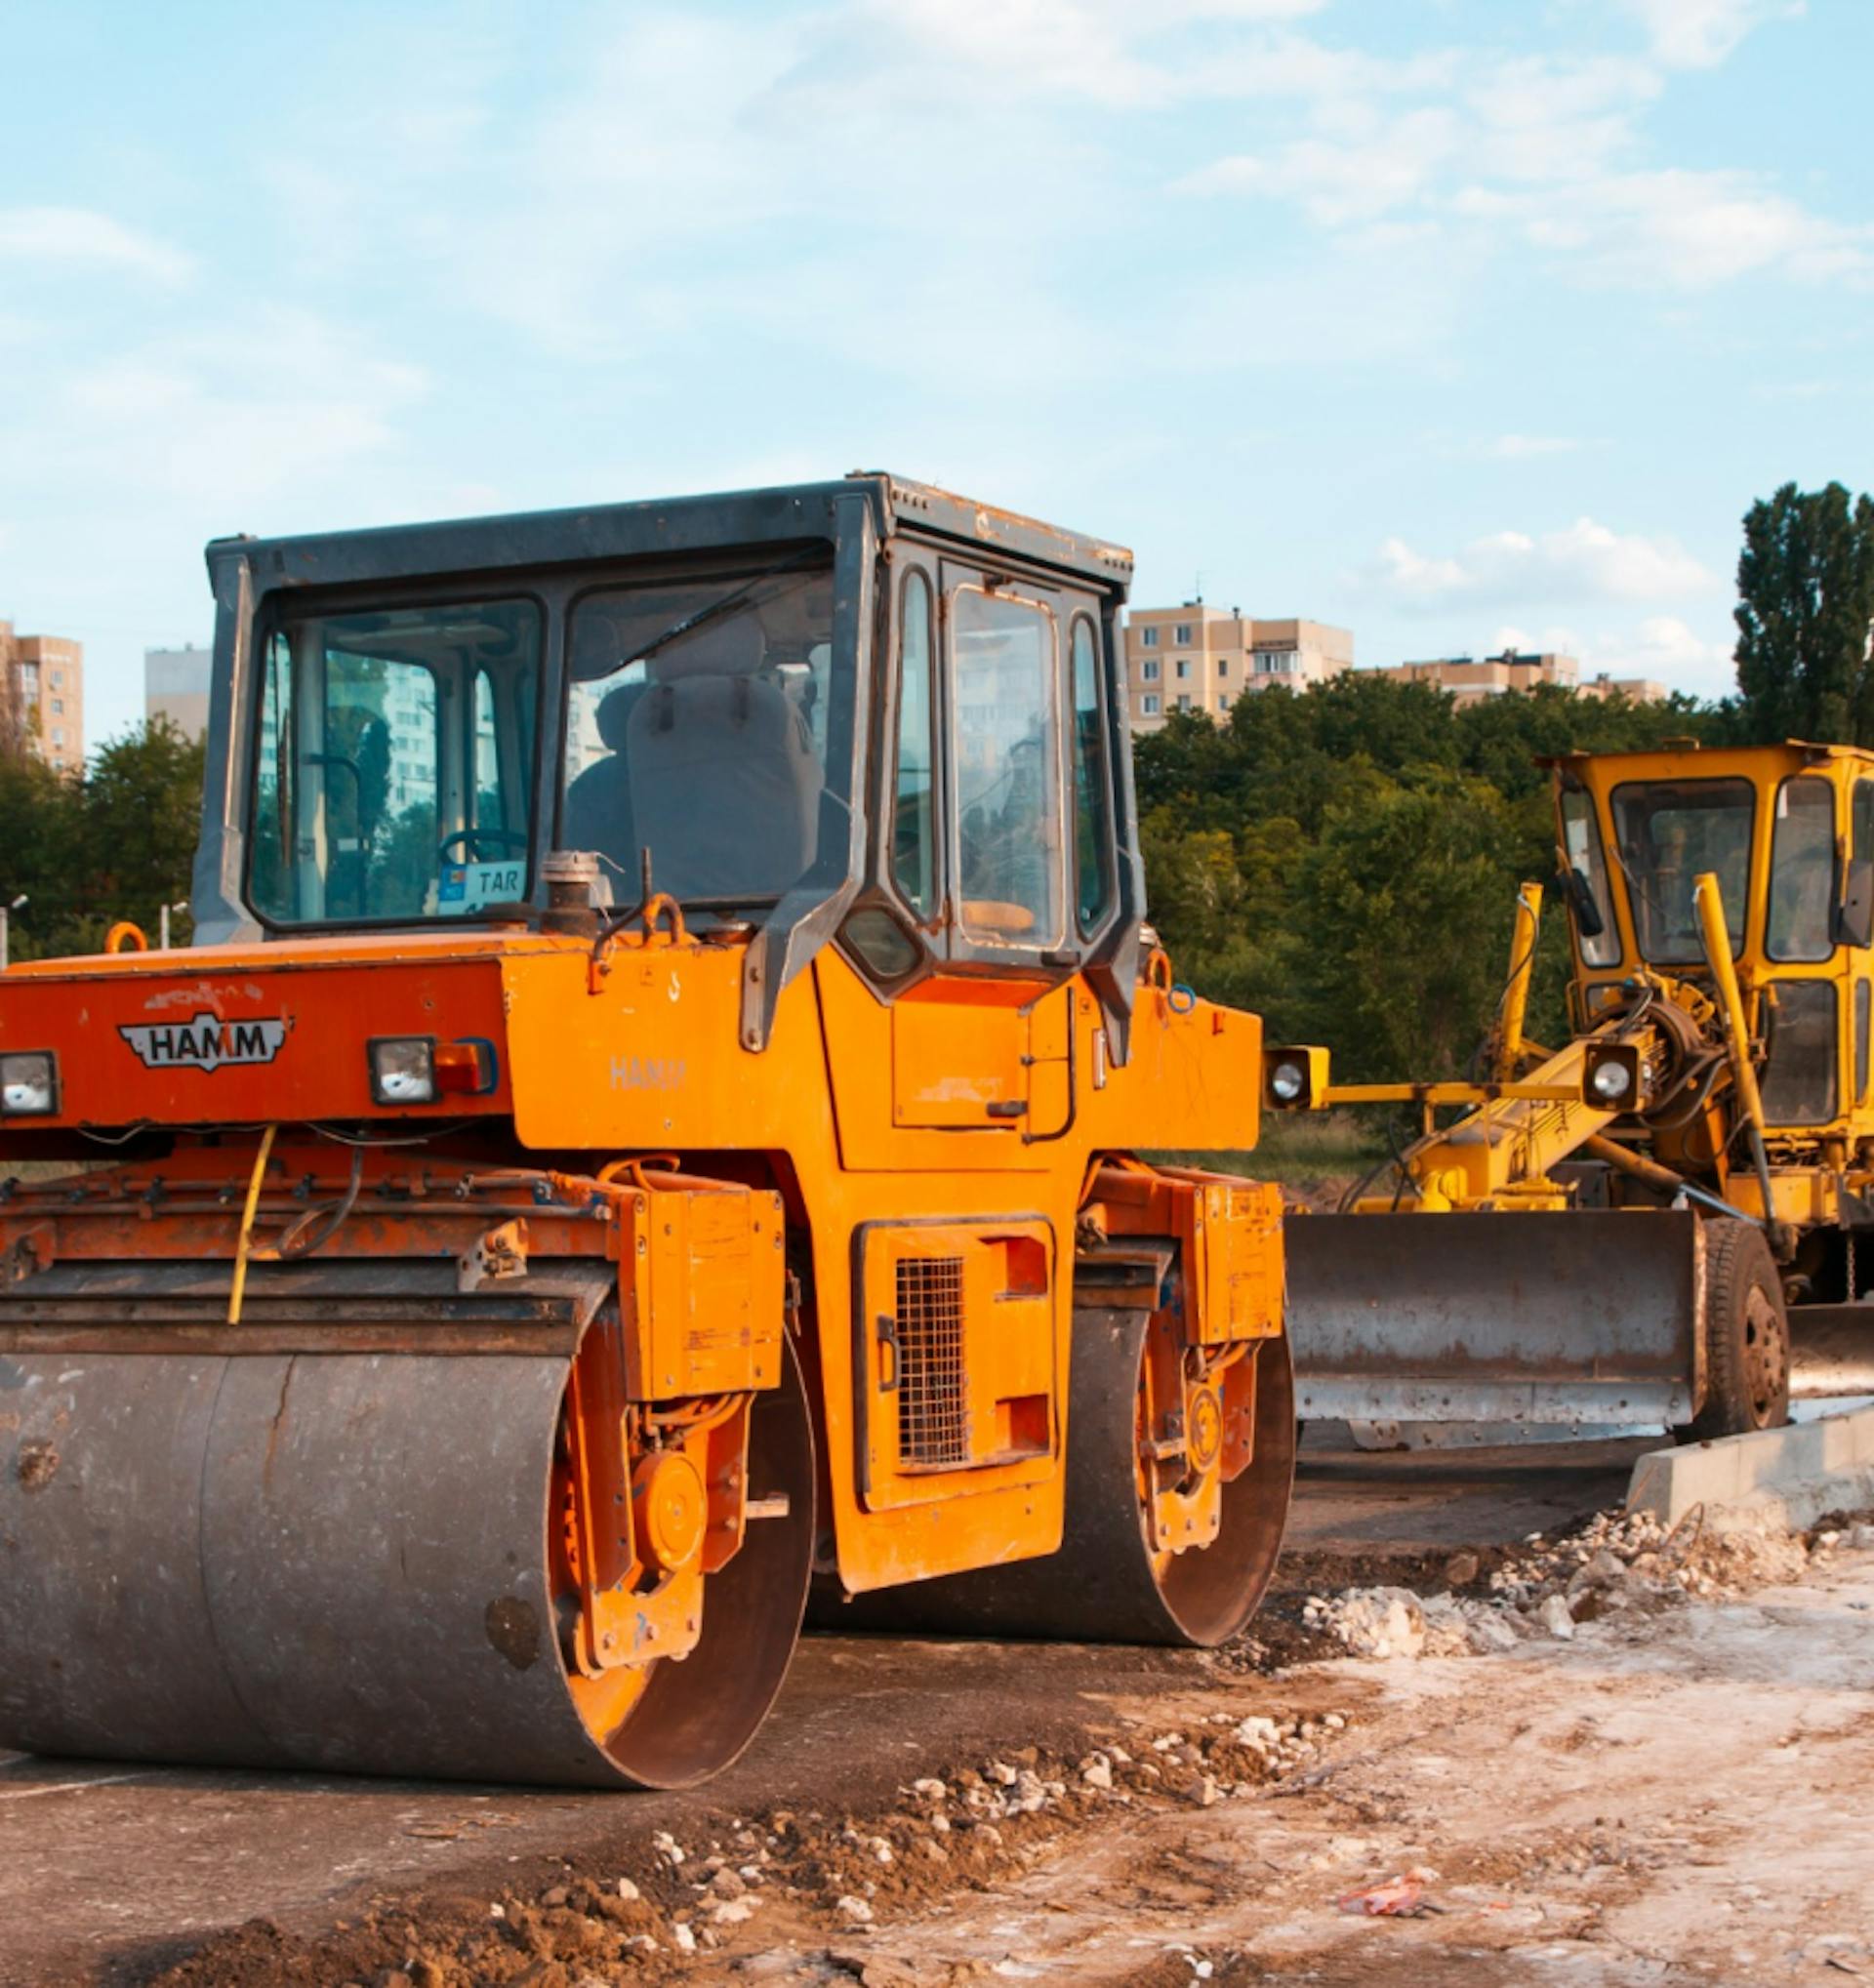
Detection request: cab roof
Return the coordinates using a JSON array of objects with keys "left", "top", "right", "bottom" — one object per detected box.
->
[
  {"left": 206, "top": 472, "right": 1135, "bottom": 599},
  {"left": 1541, "top": 740, "right": 1874, "bottom": 777}
]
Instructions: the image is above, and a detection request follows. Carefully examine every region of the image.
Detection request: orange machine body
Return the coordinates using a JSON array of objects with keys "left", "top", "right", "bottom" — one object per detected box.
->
[{"left": 0, "top": 920, "right": 1268, "bottom": 1594}]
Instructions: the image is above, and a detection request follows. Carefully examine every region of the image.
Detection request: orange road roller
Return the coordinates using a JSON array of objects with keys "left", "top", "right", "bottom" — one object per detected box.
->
[{"left": 0, "top": 475, "right": 1291, "bottom": 1788}]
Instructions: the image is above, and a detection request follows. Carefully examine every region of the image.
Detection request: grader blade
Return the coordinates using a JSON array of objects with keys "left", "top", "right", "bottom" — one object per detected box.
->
[
  {"left": 1785, "top": 1305, "right": 1874, "bottom": 1400},
  {"left": 1284, "top": 1208, "right": 1702, "bottom": 1431}
]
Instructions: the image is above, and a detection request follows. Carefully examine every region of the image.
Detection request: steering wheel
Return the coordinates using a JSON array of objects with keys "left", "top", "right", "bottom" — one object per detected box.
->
[{"left": 438, "top": 829, "right": 530, "bottom": 864}]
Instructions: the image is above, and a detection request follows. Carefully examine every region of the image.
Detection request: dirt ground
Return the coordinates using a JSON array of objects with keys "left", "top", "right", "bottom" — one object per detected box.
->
[{"left": 8, "top": 1435, "right": 1869, "bottom": 1988}]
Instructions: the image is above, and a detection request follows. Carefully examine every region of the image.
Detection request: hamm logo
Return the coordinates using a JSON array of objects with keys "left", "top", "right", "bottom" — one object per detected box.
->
[{"left": 119, "top": 1013, "right": 290, "bottom": 1073}]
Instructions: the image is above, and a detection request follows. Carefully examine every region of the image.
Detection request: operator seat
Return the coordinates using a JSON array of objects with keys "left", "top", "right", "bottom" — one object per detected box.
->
[
  {"left": 563, "top": 679, "right": 643, "bottom": 874},
  {"left": 626, "top": 617, "right": 823, "bottom": 901}
]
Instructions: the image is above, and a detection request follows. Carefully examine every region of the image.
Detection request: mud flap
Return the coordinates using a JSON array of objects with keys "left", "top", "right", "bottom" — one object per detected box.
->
[{"left": 1284, "top": 1208, "right": 1702, "bottom": 1430}]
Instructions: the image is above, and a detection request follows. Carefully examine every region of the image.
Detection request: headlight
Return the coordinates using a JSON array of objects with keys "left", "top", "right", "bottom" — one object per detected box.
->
[
  {"left": 0, "top": 1051, "right": 58, "bottom": 1117},
  {"left": 1269, "top": 1058, "right": 1308, "bottom": 1104},
  {"left": 1588, "top": 1057, "right": 1634, "bottom": 1105},
  {"left": 369, "top": 1036, "right": 436, "bottom": 1106}
]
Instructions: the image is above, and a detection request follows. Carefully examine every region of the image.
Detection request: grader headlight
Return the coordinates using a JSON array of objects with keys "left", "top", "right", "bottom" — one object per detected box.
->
[
  {"left": 0, "top": 1050, "right": 58, "bottom": 1117},
  {"left": 1262, "top": 1045, "right": 1328, "bottom": 1110},
  {"left": 1584, "top": 1042, "right": 1641, "bottom": 1109}
]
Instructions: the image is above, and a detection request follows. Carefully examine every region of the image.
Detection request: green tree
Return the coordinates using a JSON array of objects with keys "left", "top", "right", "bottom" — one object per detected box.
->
[
  {"left": 78, "top": 719, "right": 205, "bottom": 947},
  {"left": 1291, "top": 771, "right": 1529, "bottom": 1083},
  {"left": 1133, "top": 669, "right": 1720, "bottom": 1077},
  {"left": 0, "top": 720, "right": 202, "bottom": 960},
  {"left": 1734, "top": 481, "right": 1874, "bottom": 744}
]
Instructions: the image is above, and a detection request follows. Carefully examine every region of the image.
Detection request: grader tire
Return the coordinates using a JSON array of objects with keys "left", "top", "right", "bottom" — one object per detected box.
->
[{"left": 1684, "top": 1217, "right": 1791, "bottom": 1441}]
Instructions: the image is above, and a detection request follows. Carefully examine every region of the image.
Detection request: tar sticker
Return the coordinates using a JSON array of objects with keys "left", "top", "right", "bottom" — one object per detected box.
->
[
  {"left": 439, "top": 860, "right": 525, "bottom": 912},
  {"left": 119, "top": 1012, "right": 290, "bottom": 1073}
]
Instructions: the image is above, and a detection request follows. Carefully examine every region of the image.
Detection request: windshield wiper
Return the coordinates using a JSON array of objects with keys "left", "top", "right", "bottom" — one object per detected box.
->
[{"left": 626, "top": 546, "right": 826, "bottom": 670}]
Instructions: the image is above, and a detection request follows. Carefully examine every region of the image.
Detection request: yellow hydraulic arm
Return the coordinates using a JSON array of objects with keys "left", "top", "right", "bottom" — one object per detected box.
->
[
  {"left": 1343, "top": 1022, "right": 1662, "bottom": 1211},
  {"left": 1276, "top": 882, "right": 1715, "bottom": 1215}
]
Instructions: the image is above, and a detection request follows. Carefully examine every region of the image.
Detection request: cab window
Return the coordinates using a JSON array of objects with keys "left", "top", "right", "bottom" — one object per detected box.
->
[
  {"left": 1609, "top": 778, "right": 1753, "bottom": 964},
  {"left": 1767, "top": 776, "right": 1835, "bottom": 962},
  {"left": 251, "top": 598, "right": 540, "bottom": 925},
  {"left": 952, "top": 588, "right": 1063, "bottom": 951},
  {"left": 562, "top": 564, "right": 835, "bottom": 907},
  {"left": 1070, "top": 617, "right": 1113, "bottom": 935},
  {"left": 1760, "top": 981, "right": 1838, "bottom": 1125},
  {"left": 892, "top": 571, "right": 937, "bottom": 918},
  {"left": 1559, "top": 785, "right": 1619, "bottom": 966},
  {"left": 1857, "top": 978, "right": 1870, "bottom": 1106},
  {"left": 1844, "top": 779, "right": 1874, "bottom": 949}
]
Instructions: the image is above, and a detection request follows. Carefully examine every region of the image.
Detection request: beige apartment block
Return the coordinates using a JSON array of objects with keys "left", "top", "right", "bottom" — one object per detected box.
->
[
  {"left": 1123, "top": 603, "right": 1354, "bottom": 730},
  {"left": 0, "top": 620, "right": 85, "bottom": 772},
  {"left": 1370, "top": 650, "right": 1665, "bottom": 706},
  {"left": 145, "top": 643, "right": 214, "bottom": 742}
]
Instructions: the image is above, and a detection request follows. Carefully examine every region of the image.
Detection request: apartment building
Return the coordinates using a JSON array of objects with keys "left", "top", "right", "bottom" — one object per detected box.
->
[
  {"left": 145, "top": 643, "right": 214, "bottom": 742},
  {"left": 1123, "top": 603, "right": 1354, "bottom": 730},
  {"left": 0, "top": 621, "right": 85, "bottom": 772},
  {"left": 1370, "top": 650, "right": 1665, "bottom": 706}
]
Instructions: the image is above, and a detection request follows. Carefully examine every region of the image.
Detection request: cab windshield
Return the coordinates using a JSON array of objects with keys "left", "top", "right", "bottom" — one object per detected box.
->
[
  {"left": 562, "top": 563, "right": 838, "bottom": 907},
  {"left": 251, "top": 598, "right": 541, "bottom": 925},
  {"left": 1609, "top": 778, "right": 1754, "bottom": 963}
]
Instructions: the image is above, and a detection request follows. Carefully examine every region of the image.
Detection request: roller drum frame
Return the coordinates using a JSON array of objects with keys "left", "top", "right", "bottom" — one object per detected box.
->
[{"left": 835, "top": 1307, "right": 1294, "bottom": 1647}]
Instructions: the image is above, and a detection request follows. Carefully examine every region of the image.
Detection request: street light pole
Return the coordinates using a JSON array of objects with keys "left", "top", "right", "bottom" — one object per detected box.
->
[
  {"left": 0, "top": 894, "right": 25, "bottom": 973},
  {"left": 159, "top": 899, "right": 188, "bottom": 951}
]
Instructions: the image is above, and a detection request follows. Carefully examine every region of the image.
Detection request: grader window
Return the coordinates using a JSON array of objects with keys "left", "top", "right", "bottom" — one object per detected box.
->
[
  {"left": 251, "top": 598, "right": 541, "bottom": 926},
  {"left": 1858, "top": 979, "right": 1871, "bottom": 1105},
  {"left": 953, "top": 588, "right": 1064, "bottom": 950},
  {"left": 1768, "top": 776, "right": 1835, "bottom": 962},
  {"left": 1609, "top": 778, "right": 1753, "bottom": 965},
  {"left": 1559, "top": 786, "right": 1619, "bottom": 966},
  {"left": 563, "top": 563, "right": 836, "bottom": 906},
  {"left": 1759, "top": 980, "right": 1838, "bottom": 1126}
]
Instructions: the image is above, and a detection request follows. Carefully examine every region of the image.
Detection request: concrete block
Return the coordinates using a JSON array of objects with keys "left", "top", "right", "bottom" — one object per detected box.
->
[{"left": 1627, "top": 1403, "right": 1874, "bottom": 1532}]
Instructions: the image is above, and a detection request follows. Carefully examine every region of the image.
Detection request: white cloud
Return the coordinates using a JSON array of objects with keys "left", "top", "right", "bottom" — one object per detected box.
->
[
  {"left": 14, "top": 311, "right": 427, "bottom": 508},
  {"left": 1617, "top": 0, "right": 1802, "bottom": 69},
  {"left": 1373, "top": 517, "right": 1722, "bottom": 609},
  {"left": 1178, "top": 106, "right": 1459, "bottom": 223},
  {"left": 1619, "top": 613, "right": 1733, "bottom": 672},
  {"left": 0, "top": 206, "right": 192, "bottom": 285},
  {"left": 1521, "top": 167, "right": 1871, "bottom": 286},
  {"left": 1489, "top": 435, "right": 1588, "bottom": 459},
  {"left": 1176, "top": 33, "right": 1864, "bottom": 294}
]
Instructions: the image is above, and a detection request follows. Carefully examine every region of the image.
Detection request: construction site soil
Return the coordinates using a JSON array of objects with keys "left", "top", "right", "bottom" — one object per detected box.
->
[{"left": 14, "top": 1435, "right": 1871, "bottom": 1988}]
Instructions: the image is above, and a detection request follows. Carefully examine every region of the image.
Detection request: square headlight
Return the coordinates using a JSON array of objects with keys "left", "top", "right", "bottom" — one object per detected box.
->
[
  {"left": 368, "top": 1036, "right": 436, "bottom": 1106},
  {"left": 0, "top": 1051, "right": 58, "bottom": 1117}
]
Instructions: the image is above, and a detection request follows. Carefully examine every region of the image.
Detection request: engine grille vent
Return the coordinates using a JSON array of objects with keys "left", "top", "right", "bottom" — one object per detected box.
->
[{"left": 893, "top": 1256, "right": 968, "bottom": 1466}]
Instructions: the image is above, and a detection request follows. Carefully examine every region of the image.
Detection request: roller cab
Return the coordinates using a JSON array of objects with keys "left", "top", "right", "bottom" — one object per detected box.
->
[{"left": 0, "top": 475, "right": 1293, "bottom": 1787}]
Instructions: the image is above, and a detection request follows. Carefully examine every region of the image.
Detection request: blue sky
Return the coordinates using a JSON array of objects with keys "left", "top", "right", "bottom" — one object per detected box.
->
[{"left": 2, "top": 0, "right": 1870, "bottom": 749}]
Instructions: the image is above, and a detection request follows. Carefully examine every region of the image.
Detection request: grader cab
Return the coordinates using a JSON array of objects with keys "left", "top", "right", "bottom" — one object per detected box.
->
[
  {"left": 1277, "top": 740, "right": 1874, "bottom": 1442},
  {"left": 0, "top": 476, "right": 1292, "bottom": 1789}
]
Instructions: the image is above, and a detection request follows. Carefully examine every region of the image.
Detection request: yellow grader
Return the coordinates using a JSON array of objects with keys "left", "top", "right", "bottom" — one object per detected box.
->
[
  {"left": 0, "top": 476, "right": 1292, "bottom": 1789},
  {"left": 1271, "top": 740, "right": 1874, "bottom": 1442}
]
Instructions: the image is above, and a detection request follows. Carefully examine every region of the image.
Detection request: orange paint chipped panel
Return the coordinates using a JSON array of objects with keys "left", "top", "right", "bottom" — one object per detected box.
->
[{"left": 0, "top": 955, "right": 511, "bottom": 1126}]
